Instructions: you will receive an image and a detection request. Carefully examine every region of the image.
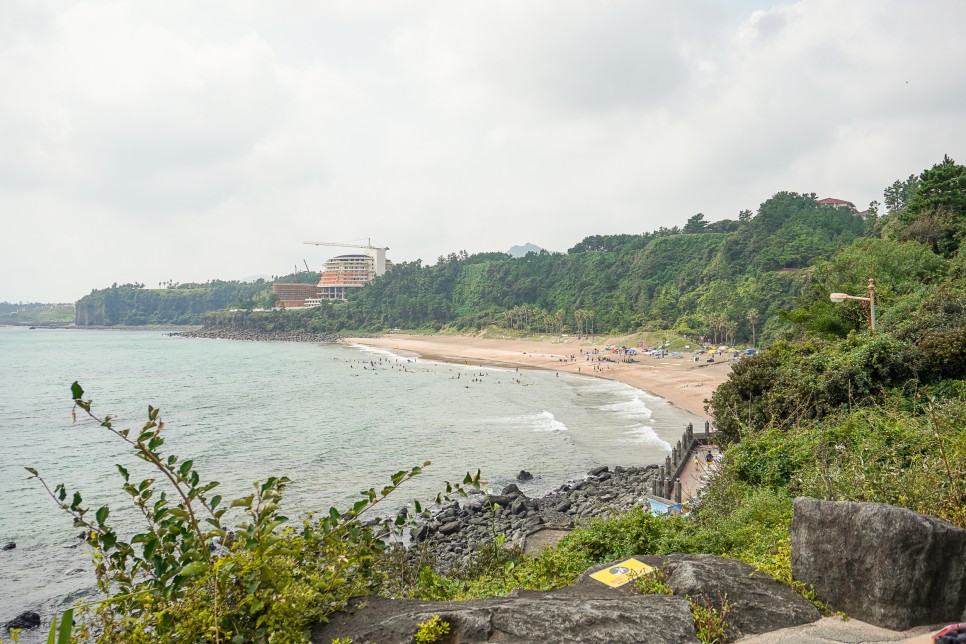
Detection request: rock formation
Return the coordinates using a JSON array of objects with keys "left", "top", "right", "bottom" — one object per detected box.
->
[{"left": 791, "top": 497, "right": 966, "bottom": 630}]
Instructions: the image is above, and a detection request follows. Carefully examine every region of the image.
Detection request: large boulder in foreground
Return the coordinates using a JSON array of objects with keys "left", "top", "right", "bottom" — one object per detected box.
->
[
  {"left": 665, "top": 554, "right": 820, "bottom": 637},
  {"left": 791, "top": 497, "right": 966, "bottom": 630},
  {"left": 315, "top": 552, "right": 824, "bottom": 643},
  {"left": 573, "top": 554, "right": 820, "bottom": 638},
  {"left": 313, "top": 589, "right": 697, "bottom": 643}
]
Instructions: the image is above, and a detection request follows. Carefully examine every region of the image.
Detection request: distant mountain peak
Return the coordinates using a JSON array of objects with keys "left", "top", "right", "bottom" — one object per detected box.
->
[{"left": 507, "top": 243, "right": 544, "bottom": 258}]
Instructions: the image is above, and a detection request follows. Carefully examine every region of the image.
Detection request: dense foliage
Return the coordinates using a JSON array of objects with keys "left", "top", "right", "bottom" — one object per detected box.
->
[
  {"left": 73, "top": 271, "right": 319, "bottom": 326},
  {"left": 75, "top": 281, "right": 270, "bottom": 326},
  {"left": 75, "top": 156, "right": 966, "bottom": 346},
  {"left": 200, "top": 192, "right": 866, "bottom": 343}
]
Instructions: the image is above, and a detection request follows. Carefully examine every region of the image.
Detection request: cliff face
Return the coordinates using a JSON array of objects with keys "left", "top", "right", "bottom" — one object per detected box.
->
[{"left": 74, "top": 296, "right": 109, "bottom": 325}]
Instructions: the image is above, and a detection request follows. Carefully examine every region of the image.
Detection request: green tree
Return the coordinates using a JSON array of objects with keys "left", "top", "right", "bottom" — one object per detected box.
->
[
  {"left": 893, "top": 156, "right": 966, "bottom": 257},
  {"left": 906, "top": 155, "right": 966, "bottom": 220},
  {"left": 746, "top": 309, "right": 759, "bottom": 347},
  {"left": 683, "top": 213, "right": 707, "bottom": 234}
]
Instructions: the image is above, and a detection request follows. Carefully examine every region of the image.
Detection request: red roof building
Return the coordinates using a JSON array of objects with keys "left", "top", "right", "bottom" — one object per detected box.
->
[
  {"left": 817, "top": 197, "right": 869, "bottom": 218},
  {"left": 817, "top": 197, "right": 857, "bottom": 209}
]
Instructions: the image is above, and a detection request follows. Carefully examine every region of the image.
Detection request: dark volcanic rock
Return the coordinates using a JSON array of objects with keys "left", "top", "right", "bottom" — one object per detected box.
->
[
  {"left": 410, "top": 525, "right": 429, "bottom": 542},
  {"left": 573, "top": 555, "right": 819, "bottom": 638},
  {"left": 486, "top": 494, "right": 511, "bottom": 508},
  {"left": 438, "top": 521, "right": 462, "bottom": 536},
  {"left": 791, "top": 497, "right": 966, "bottom": 630},
  {"left": 664, "top": 555, "right": 819, "bottom": 637},
  {"left": 588, "top": 465, "right": 609, "bottom": 477},
  {"left": 397, "top": 463, "right": 657, "bottom": 576},
  {"left": 5, "top": 611, "right": 41, "bottom": 630},
  {"left": 313, "top": 591, "right": 698, "bottom": 643},
  {"left": 516, "top": 470, "right": 533, "bottom": 481},
  {"left": 173, "top": 328, "right": 338, "bottom": 343},
  {"left": 1, "top": 542, "right": 14, "bottom": 551}
]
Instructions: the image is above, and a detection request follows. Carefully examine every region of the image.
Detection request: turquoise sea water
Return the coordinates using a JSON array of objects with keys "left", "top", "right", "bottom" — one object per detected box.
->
[{"left": 0, "top": 326, "right": 700, "bottom": 626}]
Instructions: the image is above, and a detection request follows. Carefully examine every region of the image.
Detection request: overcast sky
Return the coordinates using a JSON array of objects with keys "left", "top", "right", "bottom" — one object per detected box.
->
[{"left": 2, "top": 1, "right": 965, "bottom": 302}]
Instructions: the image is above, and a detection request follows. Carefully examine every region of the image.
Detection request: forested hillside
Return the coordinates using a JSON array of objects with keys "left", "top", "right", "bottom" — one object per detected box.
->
[
  {"left": 204, "top": 191, "right": 866, "bottom": 342},
  {"left": 712, "top": 155, "right": 966, "bottom": 437},
  {"left": 81, "top": 158, "right": 962, "bottom": 346}
]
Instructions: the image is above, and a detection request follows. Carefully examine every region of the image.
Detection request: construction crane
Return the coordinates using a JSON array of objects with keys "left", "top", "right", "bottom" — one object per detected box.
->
[
  {"left": 304, "top": 239, "right": 390, "bottom": 276},
  {"left": 303, "top": 239, "right": 388, "bottom": 252}
]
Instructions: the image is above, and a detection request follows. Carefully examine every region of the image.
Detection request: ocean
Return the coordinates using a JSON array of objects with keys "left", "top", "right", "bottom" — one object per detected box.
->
[{"left": 0, "top": 326, "right": 700, "bottom": 628}]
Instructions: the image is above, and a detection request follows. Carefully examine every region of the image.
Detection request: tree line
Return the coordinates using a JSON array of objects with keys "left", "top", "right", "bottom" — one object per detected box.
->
[{"left": 81, "top": 155, "right": 966, "bottom": 351}]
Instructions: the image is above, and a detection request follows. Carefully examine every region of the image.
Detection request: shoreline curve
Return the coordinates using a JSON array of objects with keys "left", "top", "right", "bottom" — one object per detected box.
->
[{"left": 345, "top": 333, "right": 733, "bottom": 419}]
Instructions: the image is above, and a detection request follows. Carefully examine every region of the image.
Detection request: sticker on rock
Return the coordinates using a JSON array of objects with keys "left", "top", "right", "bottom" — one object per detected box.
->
[{"left": 590, "top": 558, "right": 653, "bottom": 587}]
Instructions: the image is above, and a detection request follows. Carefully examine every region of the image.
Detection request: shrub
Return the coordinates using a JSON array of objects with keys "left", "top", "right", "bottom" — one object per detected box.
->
[{"left": 414, "top": 615, "right": 451, "bottom": 644}]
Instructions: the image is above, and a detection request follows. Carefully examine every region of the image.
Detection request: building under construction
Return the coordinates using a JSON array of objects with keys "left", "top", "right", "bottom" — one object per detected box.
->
[
  {"left": 271, "top": 283, "right": 321, "bottom": 309},
  {"left": 272, "top": 240, "right": 391, "bottom": 307}
]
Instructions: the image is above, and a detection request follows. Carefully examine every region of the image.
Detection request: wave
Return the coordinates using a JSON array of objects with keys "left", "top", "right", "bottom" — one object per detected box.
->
[
  {"left": 346, "top": 343, "right": 410, "bottom": 360},
  {"left": 599, "top": 394, "right": 654, "bottom": 421},
  {"left": 617, "top": 424, "right": 672, "bottom": 448},
  {"left": 492, "top": 410, "right": 569, "bottom": 432}
]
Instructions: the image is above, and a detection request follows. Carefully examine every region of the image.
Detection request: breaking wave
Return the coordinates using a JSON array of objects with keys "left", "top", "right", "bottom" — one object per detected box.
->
[
  {"left": 492, "top": 410, "right": 569, "bottom": 432},
  {"left": 600, "top": 393, "right": 654, "bottom": 422}
]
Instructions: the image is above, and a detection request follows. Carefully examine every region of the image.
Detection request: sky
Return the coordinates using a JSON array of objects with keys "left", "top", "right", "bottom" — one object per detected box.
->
[{"left": 2, "top": 1, "right": 965, "bottom": 303}]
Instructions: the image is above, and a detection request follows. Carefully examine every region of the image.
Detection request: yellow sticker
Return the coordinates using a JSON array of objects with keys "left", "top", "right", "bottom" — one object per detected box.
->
[{"left": 589, "top": 558, "right": 654, "bottom": 588}]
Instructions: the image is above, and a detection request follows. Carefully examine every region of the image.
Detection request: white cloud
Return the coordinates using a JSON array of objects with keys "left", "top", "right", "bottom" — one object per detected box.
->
[{"left": 1, "top": 0, "right": 965, "bottom": 302}]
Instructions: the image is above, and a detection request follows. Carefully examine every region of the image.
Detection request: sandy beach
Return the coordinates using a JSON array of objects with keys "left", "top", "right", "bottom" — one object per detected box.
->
[{"left": 345, "top": 333, "right": 734, "bottom": 418}]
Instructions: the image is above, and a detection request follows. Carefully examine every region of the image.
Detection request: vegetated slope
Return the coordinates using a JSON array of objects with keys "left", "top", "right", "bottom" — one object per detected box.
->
[
  {"left": 74, "top": 272, "right": 320, "bottom": 326},
  {"left": 205, "top": 191, "right": 866, "bottom": 341},
  {"left": 78, "top": 191, "right": 866, "bottom": 333},
  {"left": 708, "top": 154, "right": 966, "bottom": 521},
  {"left": 351, "top": 190, "right": 863, "bottom": 339}
]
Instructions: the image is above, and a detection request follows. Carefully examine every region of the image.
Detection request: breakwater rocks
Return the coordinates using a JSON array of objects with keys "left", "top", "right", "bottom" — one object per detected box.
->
[
  {"left": 404, "top": 464, "right": 659, "bottom": 571},
  {"left": 172, "top": 328, "right": 340, "bottom": 343}
]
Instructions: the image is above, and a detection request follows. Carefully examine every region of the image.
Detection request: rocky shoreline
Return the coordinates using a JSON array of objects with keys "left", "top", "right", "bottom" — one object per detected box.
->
[
  {"left": 171, "top": 328, "right": 343, "bottom": 342},
  {"left": 401, "top": 464, "right": 661, "bottom": 572}
]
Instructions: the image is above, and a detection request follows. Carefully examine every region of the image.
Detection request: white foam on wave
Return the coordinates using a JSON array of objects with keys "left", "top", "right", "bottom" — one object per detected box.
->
[
  {"left": 453, "top": 363, "right": 516, "bottom": 374},
  {"left": 491, "top": 410, "right": 569, "bottom": 432},
  {"left": 347, "top": 343, "right": 520, "bottom": 373},
  {"left": 599, "top": 394, "right": 654, "bottom": 421},
  {"left": 617, "top": 424, "right": 672, "bottom": 448},
  {"left": 346, "top": 343, "right": 421, "bottom": 363}
]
